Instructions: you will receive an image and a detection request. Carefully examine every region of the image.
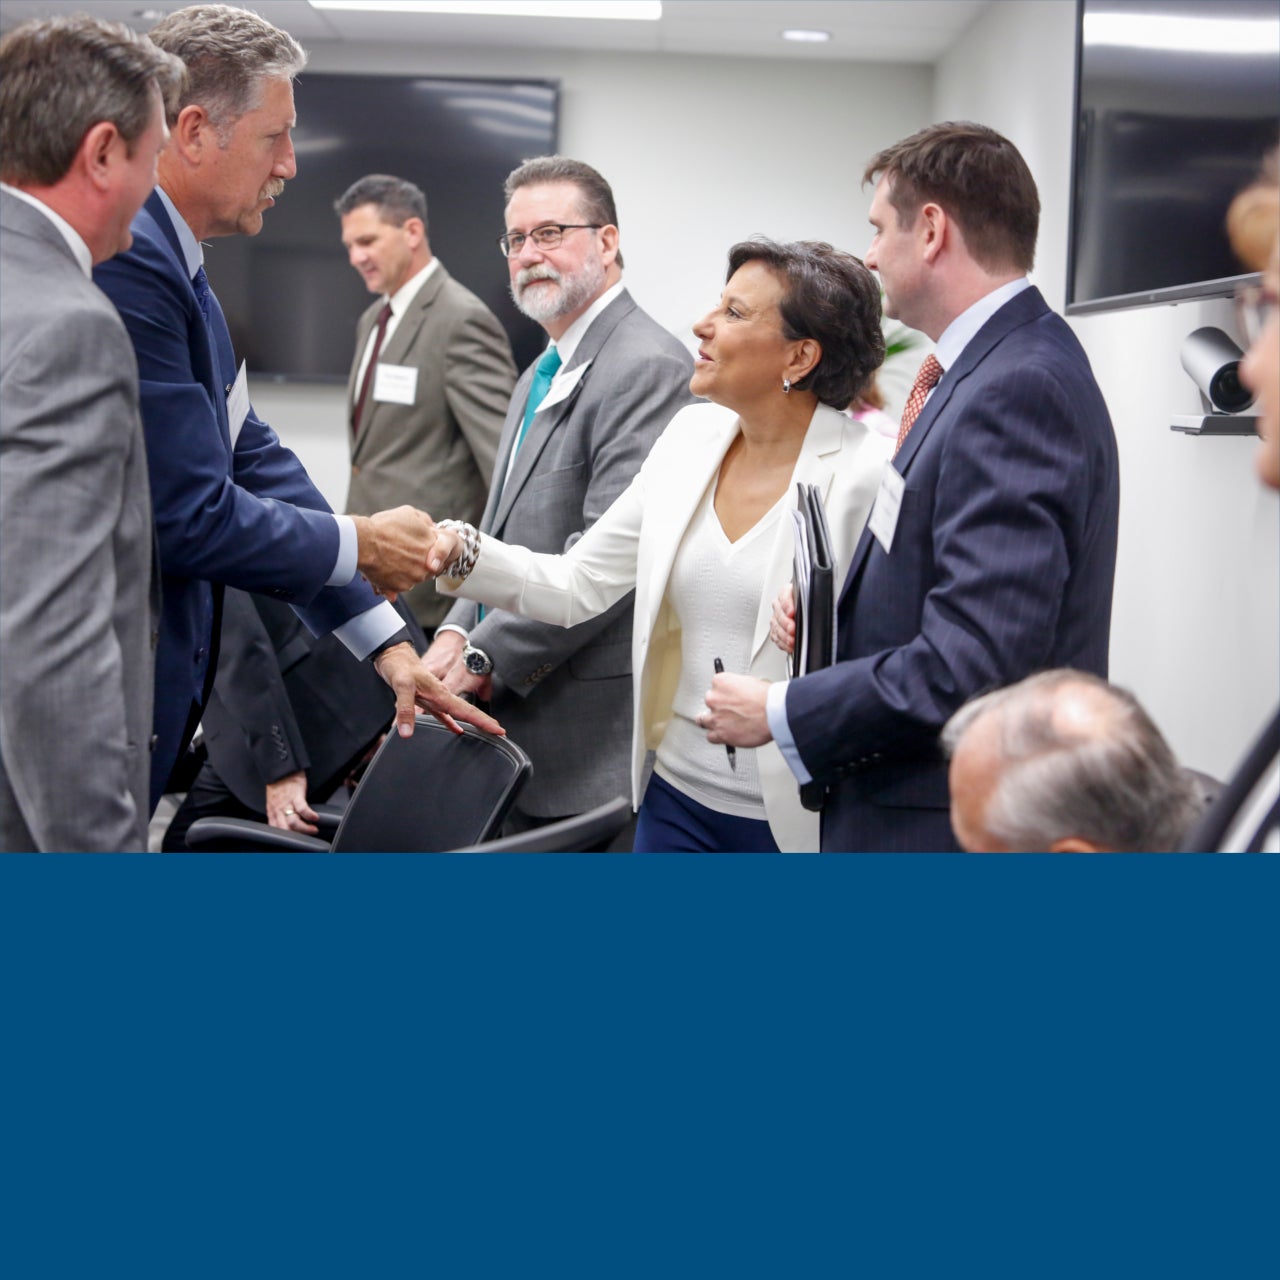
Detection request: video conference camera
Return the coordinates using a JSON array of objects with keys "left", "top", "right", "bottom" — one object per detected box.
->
[{"left": 1172, "top": 326, "right": 1258, "bottom": 435}]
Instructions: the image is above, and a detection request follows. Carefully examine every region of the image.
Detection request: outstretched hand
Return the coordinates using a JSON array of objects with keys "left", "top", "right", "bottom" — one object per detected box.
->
[
  {"left": 352, "top": 505, "right": 438, "bottom": 594},
  {"left": 373, "top": 642, "right": 504, "bottom": 738}
]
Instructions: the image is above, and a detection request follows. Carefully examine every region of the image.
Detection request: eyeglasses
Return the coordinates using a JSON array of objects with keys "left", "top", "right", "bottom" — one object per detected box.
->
[
  {"left": 497, "top": 223, "right": 601, "bottom": 259},
  {"left": 1235, "top": 280, "right": 1278, "bottom": 346}
]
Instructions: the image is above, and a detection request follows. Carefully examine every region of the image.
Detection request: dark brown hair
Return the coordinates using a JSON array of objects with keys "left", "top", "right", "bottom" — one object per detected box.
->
[
  {"left": 727, "top": 238, "right": 885, "bottom": 409},
  {"left": 864, "top": 121, "right": 1039, "bottom": 273}
]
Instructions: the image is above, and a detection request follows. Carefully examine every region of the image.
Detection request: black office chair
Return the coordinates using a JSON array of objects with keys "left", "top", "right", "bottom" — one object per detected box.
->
[
  {"left": 452, "top": 795, "right": 633, "bottom": 852},
  {"left": 184, "top": 717, "right": 531, "bottom": 851}
]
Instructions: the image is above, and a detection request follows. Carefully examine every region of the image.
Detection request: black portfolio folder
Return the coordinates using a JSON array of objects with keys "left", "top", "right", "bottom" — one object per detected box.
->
[{"left": 790, "top": 484, "right": 836, "bottom": 811}]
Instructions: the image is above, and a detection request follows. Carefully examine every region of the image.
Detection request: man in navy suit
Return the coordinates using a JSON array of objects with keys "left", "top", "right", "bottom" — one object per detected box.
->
[
  {"left": 704, "top": 122, "right": 1120, "bottom": 851},
  {"left": 93, "top": 5, "right": 497, "bottom": 815}
]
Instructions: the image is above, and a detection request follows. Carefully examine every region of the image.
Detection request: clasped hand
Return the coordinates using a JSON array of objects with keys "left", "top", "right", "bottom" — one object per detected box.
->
[{"left": 352, "top": 505, "right": 440, "bottom": 596}]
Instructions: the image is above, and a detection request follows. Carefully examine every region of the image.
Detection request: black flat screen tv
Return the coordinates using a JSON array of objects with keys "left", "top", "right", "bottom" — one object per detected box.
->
[
  {"left": 204, "top": 73, "right": 559, "bottom": 379},
  {"left": 1066, "top": 0, "right": 1279, "bottom": 315}
]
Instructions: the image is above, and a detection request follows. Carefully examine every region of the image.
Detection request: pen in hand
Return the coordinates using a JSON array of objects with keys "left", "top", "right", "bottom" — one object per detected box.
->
[{"left": 713, "top": 657, "right": 736, "bottom": 769}]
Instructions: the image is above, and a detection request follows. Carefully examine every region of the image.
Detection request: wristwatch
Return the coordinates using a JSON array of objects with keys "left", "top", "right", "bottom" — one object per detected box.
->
[{"left": 462, "top": 643, "right": 494, "bottom": 676}]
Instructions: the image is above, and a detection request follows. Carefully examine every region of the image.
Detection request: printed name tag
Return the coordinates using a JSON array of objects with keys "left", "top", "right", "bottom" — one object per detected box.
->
[
  {"left": 227, "top": 360, "right": 250, "bottom": 449},
  {"left": 538, "top": 359, "right": 590, "bottom": 412},
  {"left": 868, "top": 463, "right": 905, "bottom": 554},
  {"left": 373, "top": 363, "right": 418, "bottom": 405}
]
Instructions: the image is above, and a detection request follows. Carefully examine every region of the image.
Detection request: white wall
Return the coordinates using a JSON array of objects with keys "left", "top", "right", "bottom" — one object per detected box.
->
[
  {"left": 254, "top": 43, "right": 932, "bottom": 509},
  {"left": 935, "top": 0, "right": 1279, "bottom": 778},
  {"left": 258, "top": 9, "right": 1278, "bottom": 779}
]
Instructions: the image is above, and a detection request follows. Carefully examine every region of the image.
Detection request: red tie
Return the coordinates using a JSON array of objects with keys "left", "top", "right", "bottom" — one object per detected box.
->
[
  {"left": 352, "top": 302, "right": 393, "bottom": 436},
  {"left": 895, "top": 354, "right": 943, "bottom": 455}
]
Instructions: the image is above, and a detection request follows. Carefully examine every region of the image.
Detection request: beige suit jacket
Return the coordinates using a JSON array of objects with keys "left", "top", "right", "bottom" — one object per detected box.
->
[{"left": 346, "top": 262, "right": 516, "bottom": 628}]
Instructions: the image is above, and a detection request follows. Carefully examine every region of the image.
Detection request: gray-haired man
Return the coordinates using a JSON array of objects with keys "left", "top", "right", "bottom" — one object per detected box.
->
[{"left": 93, "top": 5, "right": 498, "bottom": 818}]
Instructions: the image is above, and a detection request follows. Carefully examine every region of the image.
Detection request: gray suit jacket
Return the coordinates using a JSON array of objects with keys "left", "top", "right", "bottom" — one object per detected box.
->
[
  {"left": 346, "top": 262, "right": 516, "bottom": 629},
  {"left": 0, "top": 190, "right": 158, "bottom": 850},
  {"left": 442, "top": 287, "right": 695, "bottom": 817}
]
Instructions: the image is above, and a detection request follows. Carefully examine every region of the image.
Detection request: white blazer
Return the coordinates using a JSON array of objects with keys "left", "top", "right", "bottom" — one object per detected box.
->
[{"left": 440, "top": 400, "right": 889, "bottom": 849}]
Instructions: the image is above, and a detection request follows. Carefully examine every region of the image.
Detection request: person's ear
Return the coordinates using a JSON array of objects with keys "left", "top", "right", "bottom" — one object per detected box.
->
[
  {"left": 1049, "top": 836, "right": 1108, "bottom": 853},
  {"left": 784, "top": 338, "right": 821, "bottom": 387},
  {"left": 80, "top": 120, "right": 121, "bottom": 193},
  {"left": 597, "top": 223, "right": 619, "bottom": 268},
  {"left": 918, "top": 202, "right": 949, "bottom": 265},
  {"left": 171, "top": 103, "right": 214, "bottom": 162}
]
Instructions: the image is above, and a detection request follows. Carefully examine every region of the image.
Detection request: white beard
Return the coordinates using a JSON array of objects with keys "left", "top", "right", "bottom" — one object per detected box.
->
[{"left": 511, "top": 254, "right": 606, "bottom": 325}]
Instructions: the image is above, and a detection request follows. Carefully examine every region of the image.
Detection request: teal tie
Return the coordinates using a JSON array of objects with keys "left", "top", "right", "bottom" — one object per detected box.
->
[
  {"left": 478, "top": 345, "right": 562, "bottom": 623},
  {"left": 514, "top": 344, "right": 562, "bottom": 453}
]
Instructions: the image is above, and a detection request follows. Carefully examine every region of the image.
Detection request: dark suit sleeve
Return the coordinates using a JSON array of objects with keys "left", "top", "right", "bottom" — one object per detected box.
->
[
  {"left": 201, "top": 590, "right": 309, "bottom": 803},
  {"left": 443, "top": 299, "right": 516, "bottom": 487},
  {"left": 467, "top": 343, "right": 693, "bottom": 699},
  {"left": 787, "top": 352, "right": 1102, "bottom": 779},
  {"left": 95, "top": 240, "right": 375, "bottom": 617}
]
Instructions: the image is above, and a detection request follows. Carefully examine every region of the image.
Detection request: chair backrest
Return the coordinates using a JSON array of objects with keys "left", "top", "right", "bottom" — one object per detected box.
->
[
  {"left": 331, "top": 717, "right": 531, "bottom": 851},
  {"left": 452, "top": 795, "right": 632, "bottom": 852}
]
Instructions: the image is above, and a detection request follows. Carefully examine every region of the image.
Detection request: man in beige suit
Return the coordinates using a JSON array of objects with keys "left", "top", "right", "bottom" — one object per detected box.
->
[{"left": 337, "top": 174, "right": 517, "bottom": 632}]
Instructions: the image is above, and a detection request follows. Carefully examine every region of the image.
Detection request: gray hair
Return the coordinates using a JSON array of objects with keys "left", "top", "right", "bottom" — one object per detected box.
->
[
  {"left": 147, "top": 3, "right": 306, "bottom": 137},
  {"left": 0, "top": 14, "right": 185, "bottom": 186},
  {"left": 942, "top": 669, "right": 1199, "bottom": 851},
  {"left": 334, "top": 173, "right": 427, "bottom": 232},
  {"left": 504, "top": 155, "right": 623, "bottom": 270}
]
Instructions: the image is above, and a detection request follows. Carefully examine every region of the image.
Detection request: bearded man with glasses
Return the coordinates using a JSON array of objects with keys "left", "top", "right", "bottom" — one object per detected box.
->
[{"left": 425, "top": 156, "right": 695, "bottom": 844}]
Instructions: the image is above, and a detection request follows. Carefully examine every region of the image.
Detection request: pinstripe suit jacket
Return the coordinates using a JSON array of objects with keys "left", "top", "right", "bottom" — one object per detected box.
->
[{"left": 784, "top": 286, "right": 1120, "bottom": 851}]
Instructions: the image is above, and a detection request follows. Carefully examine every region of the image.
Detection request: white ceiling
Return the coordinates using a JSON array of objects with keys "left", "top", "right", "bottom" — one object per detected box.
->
[{"left": 0, "top": 1, "right": 991, "bottom": 64}]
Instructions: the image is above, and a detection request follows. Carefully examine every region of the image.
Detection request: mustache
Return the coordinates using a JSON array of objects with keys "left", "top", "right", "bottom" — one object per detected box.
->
[
  {"left": 260, "top": 178, "right": 286, "bottom": 202},
  {"left": 514, "top": 263, "right": 561, "bottom": 292}
]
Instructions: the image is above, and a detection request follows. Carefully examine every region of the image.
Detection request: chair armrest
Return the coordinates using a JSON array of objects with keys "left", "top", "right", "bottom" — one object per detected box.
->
[
  {"left": 185, "top": 816, "right": 331, "bottom": 852},
  {"left": 312, "top": 803, "right": 346, "bottom": 838}
]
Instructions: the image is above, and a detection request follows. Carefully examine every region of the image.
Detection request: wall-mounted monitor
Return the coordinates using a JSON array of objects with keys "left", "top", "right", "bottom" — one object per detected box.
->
[
  {"left": 1066, "top": 0, "right": 1279, "bottom": 315},
  {"left": 205, "top": 73, "right": 559, "bottom": 379}
]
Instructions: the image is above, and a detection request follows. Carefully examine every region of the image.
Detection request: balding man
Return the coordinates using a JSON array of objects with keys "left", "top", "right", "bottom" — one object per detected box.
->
[{"left": 941, "top": 670, "right": 1198, "bottom": 852}]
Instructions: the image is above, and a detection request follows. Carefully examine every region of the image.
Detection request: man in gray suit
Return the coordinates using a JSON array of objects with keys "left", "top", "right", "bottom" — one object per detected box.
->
[
  {"left": 426, "top": 156, "right": 695, "bottom": 835},
  {"left": 0, "top": 15, "right": 183, "bottom": 850},
  {"left": 336, "top": 174, "right": 517, "bottom": 633}
]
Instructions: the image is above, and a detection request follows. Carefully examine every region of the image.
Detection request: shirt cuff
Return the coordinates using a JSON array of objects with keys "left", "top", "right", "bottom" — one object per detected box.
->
[
  {"left": 767, "top": 678, "right": 812, "bottom": 785},
  {"left": 327, "top": 514, "right": 357, "bottom": 586},
  {"left": 434, "top": 623, "right": 469, "bottom": 642},
  {"left": 331, "top": 600, "right": 404, "bottom": 660}
]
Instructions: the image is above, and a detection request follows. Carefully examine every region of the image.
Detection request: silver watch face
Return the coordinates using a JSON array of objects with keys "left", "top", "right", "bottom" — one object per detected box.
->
[{"left": 463, "top": 645, "right": 493, "bottom": 676}]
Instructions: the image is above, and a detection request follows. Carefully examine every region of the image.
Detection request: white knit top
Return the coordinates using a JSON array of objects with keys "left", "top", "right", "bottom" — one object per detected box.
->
[{"left": 654, "top": 476, "right": 788, "bottom": 819}]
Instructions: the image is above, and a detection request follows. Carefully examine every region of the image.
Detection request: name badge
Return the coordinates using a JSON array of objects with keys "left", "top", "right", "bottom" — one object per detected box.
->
[
  {"left": 537, "top": 359, "right": 591, "bottom": 412},
  {"left": 868, "top": 463, "right": 905, "bottom": 554},
  {"left": 373, "top": 363, "right": 418, "bottom": 405},
  {"left": 227, "top": 360, "right": 250, "bottom": 449}
]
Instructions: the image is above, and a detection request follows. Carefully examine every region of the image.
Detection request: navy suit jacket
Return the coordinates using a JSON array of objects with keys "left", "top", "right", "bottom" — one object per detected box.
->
[
  {"left": 95, "top": 191, "right": 381, "bottom": 806},
  {"left": 784, "top": 286, "right": 1120, "bottom": 851}
]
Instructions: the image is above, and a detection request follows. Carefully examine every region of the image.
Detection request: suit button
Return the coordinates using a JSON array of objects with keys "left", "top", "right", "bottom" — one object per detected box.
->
[
  {"left": 195, "top": 648, "right": 205, "bottom": 662},
  {"left": 149, "top": 735, "right": 158, "bottom": 751}
]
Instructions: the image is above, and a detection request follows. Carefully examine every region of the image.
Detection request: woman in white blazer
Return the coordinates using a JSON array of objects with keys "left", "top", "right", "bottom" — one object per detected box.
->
[{"left": 432, "top": 240, "right": 889, "bottom": 850}]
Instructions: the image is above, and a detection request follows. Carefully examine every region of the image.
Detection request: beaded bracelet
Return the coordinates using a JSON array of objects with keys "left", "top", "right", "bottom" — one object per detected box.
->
[{"left": 437, "top": 519, "right": 481, "bottom": 579}]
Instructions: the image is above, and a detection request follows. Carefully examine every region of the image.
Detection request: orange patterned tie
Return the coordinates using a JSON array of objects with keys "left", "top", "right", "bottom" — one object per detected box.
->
[{"left": 895, "top": 354, "right": 943, "bottom": 455}]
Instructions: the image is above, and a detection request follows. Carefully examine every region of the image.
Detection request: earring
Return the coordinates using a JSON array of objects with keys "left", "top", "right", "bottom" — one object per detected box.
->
[{"left": 782, "top": 378, "right": 791, "bottom": 394}]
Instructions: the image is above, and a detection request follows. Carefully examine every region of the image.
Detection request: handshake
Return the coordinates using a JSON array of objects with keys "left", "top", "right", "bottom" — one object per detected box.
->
[{"left": 351, "top": 506, "right": 468, "bottom": 596}]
